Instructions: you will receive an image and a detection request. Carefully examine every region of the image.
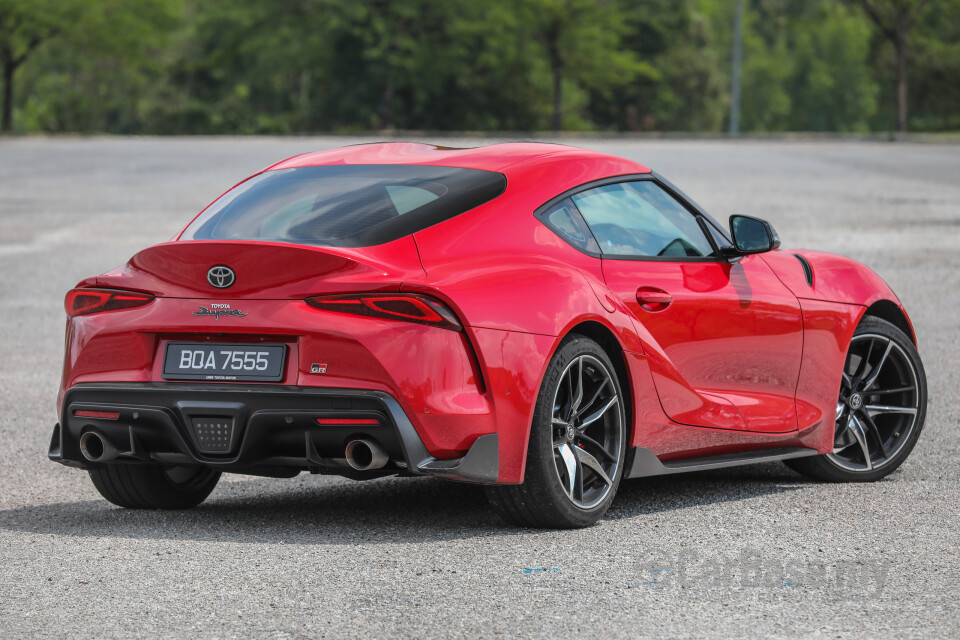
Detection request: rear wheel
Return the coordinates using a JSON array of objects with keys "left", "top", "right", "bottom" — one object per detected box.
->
[
  {"left": 89, "top": 464, "right": 221, "bottom": 509},
  {"left": 786, "top": 316, "right": 926, "bottom": 482},
  {"left": 486, "top": 335, "right": 626, "bottom": 528}
]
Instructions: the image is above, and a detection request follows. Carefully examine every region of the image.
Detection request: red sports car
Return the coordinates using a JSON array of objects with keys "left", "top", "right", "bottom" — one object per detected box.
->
[{"left": 49, "top": 143, "right": 927, "bottom": 528}]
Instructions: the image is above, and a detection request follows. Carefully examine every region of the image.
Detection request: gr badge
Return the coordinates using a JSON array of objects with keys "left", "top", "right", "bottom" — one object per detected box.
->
[{"left": 310, "top": 363, "right": 328, "bottom": 374}]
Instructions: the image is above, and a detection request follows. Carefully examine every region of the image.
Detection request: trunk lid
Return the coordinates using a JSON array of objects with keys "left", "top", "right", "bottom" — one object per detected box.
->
[{"left": 95, "top": 237, "right": 424, "bottom": 298}]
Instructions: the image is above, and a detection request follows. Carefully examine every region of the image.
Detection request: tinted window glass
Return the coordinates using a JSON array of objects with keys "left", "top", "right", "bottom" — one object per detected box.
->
[
  {"left": 572, "top": 181, "right": 714, "bottom": 258},
  {"left": 386, "top": 185, "right": 440, "bottom": 214},
  {"left": 705, "top": 218, "right": 733, "bottom": 251},
  {"left": 181, "top": 165, "right": 506, "bottom": 247},
  {"left": 541, "top": 198, "right": 600, "bottom": 254}
]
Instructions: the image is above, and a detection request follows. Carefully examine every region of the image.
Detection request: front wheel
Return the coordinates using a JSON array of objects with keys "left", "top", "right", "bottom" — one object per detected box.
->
[
  {"left": 89, "top": 464, "right": 221, "bottom": 509},
  {"left": 786, "top": 316, "right": 927, "bottom": 482},
  {"left": 486, "top": 335, "right": 627, "bottom": 528}
]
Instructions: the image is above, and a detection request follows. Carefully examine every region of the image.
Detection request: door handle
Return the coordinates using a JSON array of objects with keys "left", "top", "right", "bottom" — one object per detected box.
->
[{"left": 636, "top": 287, "right": 672, "bottom": 311}]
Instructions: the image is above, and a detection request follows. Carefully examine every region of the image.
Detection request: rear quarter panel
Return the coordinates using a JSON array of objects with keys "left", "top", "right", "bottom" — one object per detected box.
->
[{"left": 411, "top": 155, "right": 653, "bottom": 481}]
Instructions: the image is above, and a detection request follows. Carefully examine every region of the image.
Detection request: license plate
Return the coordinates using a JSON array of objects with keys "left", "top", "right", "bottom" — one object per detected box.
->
[{"left": 162, "top": 343, "right": 286, "bottom": 382}]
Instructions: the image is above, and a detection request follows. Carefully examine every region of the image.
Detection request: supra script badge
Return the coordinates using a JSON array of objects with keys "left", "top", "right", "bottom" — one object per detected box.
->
[{"left": 193, "top": 303, "right": 248, "bottom": 321}]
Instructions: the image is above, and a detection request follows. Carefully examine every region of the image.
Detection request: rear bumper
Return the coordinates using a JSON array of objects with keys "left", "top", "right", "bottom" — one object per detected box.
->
[
  {"left": 59, "top": 296, "right": 495, "bottom": 460},
  {"left": 50, "top": 383, "right": 499, "bottom": 484}
]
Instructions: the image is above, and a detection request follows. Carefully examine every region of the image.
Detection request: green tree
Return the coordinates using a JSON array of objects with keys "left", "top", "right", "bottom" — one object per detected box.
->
[
  {"left": 521, "top": 0, "right": 654, "bottom": 130},
  {"left": 0, "top": 0, "right": 181, "bottom": 133},
  {"left": 166, "top": 0, "right": 519, "bottom": 133},
  {"left": 909, "top": 0, "right": 960, "bottom": 130},
  {"left": 445, "top": 2, "right": 550, "bottom": 130},
  {"left": 317, "top": 0, "right": 484, "bottom": 131},
  {"left": 851, "top": 0, "right": 934, "bottom": 131},
  {"left": 588, "top": 0, "right": 724, "bottom": 131},
  {"left": 2, "top": 0, "right": 958, "bottom": 134},
  {"left": 0, "top": 0, "right": 63, "bottom": 132},
  {"left": 787, "top": 3, "right": 878, "bottom": 131},
  {"left": 697, "top": 0, "right": 793, "bottom": 132},
  {"left": 699, "top": 0, "right": 880, "bottom": 133},
  {"left": 651, "top": 10, "right": 726, "bottom": 131},
  {"left": 156, "top": 0, "right": 332, "bottom": 133}
]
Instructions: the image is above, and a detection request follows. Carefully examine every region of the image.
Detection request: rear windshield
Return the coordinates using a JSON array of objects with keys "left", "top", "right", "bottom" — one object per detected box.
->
[{"left": 180, "top": 165, "right": 507, "bottom": 247}]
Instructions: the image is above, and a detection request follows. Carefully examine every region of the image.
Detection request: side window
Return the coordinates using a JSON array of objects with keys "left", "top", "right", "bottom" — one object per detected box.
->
[
  {"left": 704, "top": 218, "right": 734, "bottom": 252},
  {"left": 572, "top": 181, "right": 715, "bottom": 258},
  {"left": 386, "top": 185, "right": 441, "bottom": 214},
  {"left": 540, "top": 198, "right": 600, "bottom": 254}
]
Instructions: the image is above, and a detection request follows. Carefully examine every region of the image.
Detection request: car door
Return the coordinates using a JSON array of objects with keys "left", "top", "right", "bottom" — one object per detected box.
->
[{"left": 566, "top": 178, "right": 803, "bottom": 433}]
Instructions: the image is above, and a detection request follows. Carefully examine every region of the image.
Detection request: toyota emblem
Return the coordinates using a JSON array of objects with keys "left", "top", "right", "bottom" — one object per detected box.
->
[{"left": 207, "top": 266, "right": 236, "bottom": 289}]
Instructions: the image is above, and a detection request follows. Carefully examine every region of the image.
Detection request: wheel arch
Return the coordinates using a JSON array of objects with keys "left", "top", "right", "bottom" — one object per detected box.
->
[
  {"left": 862, "top": 299, "right": 916, "bottom": 346},
  {"left": 561, "top": 320, "right": 635, "bottom": 446}
]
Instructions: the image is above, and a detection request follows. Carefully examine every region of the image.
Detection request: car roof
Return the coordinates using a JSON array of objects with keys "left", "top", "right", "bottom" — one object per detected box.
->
[{"left": 268, "top": 142, "right": 651, "bottom": 177}]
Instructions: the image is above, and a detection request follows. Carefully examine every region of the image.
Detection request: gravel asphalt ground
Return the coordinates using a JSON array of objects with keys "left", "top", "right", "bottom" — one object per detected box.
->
[{"left": 0, "top": 137, "right": 957, "bottom": 638}]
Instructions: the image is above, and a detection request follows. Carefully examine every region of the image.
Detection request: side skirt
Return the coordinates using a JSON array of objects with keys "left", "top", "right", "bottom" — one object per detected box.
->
[{"left": 624, "top": 446, "right": 819, "bottom": 479}]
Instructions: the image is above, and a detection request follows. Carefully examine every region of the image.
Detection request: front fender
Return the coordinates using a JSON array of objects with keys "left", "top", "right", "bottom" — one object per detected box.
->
[{"left": 762, "top": 249, "right": 902, "bottom": 308}]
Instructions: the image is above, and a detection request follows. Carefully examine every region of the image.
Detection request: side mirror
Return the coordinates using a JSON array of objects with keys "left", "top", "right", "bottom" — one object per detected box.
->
[{"left": 729, "top": 215, "right": 781, "bottom": 254}]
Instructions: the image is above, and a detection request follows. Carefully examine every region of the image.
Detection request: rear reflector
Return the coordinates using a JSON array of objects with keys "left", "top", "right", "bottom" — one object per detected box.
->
[
  {"left": 305, "top": 293, "right": 462, "bottom": 332},
  {"left": 65, "top": 288, "right": 154, "bottom": 318},
  {"left": 74, "top": 410, "right": 120, "bottom": 420},
  {"left": 314, "top": 418, "right": 380, "bottom": 426}
]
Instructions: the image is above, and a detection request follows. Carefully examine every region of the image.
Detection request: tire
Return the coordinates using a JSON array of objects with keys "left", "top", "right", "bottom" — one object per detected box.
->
[
  {"left": 786, "top": 316, "right": 927, "bottom": 482},
  {"left": 88, "top": 464, "right": 221, "bottom": 509},
  {"left": 486, "top": 335, "right": 627, "bottom": 528}
]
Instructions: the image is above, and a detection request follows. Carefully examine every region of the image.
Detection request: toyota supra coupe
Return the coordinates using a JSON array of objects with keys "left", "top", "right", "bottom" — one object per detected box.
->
[{"left": 49, "top": 142, "right": 927, "bottom": 528}]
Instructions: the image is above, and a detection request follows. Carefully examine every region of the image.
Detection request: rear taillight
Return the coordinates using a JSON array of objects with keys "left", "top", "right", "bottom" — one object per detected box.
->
[
  {"left": 305, "top": 293, "right": 463, "bottom": 332},
  {"left": 64, "top": 288, "right": 155, "bottom": 318}
]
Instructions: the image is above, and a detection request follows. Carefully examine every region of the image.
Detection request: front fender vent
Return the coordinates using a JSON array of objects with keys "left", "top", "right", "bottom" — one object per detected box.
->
[{"left": 793, "top": 254, "right": 814, "bottom": 287}]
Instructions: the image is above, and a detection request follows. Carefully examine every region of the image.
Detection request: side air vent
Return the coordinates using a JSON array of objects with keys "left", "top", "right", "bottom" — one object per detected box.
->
[{"left": 793, "top": 254, "right": 814, "bottom": 286}]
